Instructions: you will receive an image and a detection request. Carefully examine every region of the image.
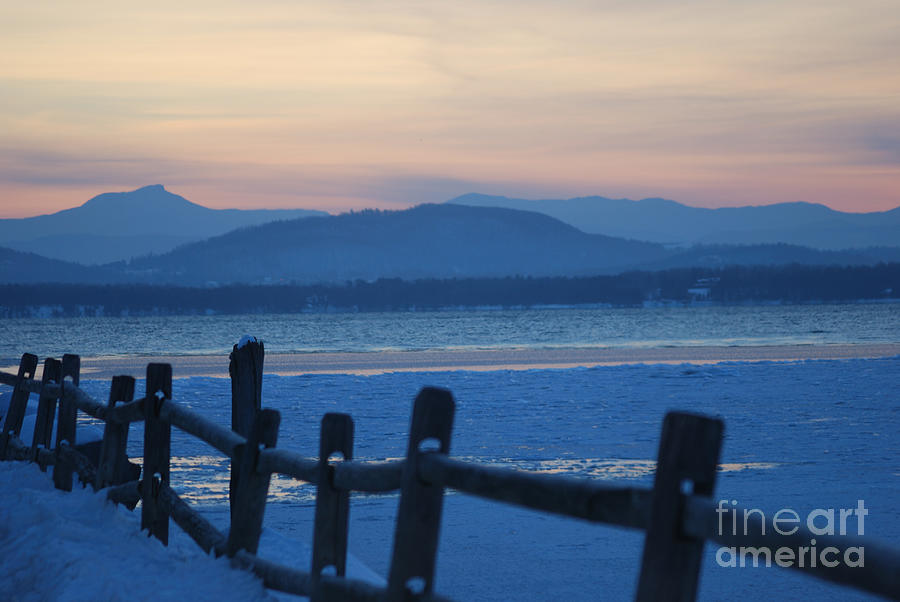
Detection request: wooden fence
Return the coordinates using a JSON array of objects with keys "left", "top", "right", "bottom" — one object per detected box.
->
[{"left": 0, "top": 342, "right": 898, "bottom": 601}]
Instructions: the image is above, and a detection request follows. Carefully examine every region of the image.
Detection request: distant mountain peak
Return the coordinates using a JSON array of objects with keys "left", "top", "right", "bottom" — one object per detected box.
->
[
  {"left": 92, "top": 184, "right": 172, "bottom": 199},
  {"left": 80, "top": 185, "right": 198, "bottom": 210},
  {"left": 0, "top": 186, "right": 327, "bottom": 265},
  {"left": 634, "top": 197, "right": 683, "bottom": 207}
]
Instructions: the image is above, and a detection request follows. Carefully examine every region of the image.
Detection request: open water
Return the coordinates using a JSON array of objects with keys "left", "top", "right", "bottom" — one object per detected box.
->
[{"left": 1, "top": 303, "right": 898, "bottom": 362}]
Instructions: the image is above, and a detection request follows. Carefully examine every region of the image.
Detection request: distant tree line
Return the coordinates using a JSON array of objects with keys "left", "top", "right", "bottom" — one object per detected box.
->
[{"left": 1, "top": 263, "right": 897, "bottom": 318}]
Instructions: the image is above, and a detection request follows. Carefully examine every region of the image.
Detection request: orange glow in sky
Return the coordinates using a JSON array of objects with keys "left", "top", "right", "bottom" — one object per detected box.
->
[{"left": 1, "top": 1, "right": 898, "bottom": 217}]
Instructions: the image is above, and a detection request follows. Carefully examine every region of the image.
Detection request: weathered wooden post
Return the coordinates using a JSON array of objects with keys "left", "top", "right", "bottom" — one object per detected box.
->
[
  {"left": 310, "top": 413, "right": 354, "bottom": 600},
  {"left": 226, "top": 408, "right": 280, "bottom": 556},
  {"left": 230, "top": 336, "right": 264, "bottom": 439},
  {"left": 386, "top": 387, "right": 455, "bottom": 601},
  {"left": 142, "top": 363, "right": 172, "bottom": 545},
  {"left": 229, "top": 337, "right": 264, "bottom": 520},
  {"left": 96, "top": 375, "right": 136, "bottom": 489},
  {"left": 52, "top": 354, "right": 81, "bottom": 490},
  {"left": 636, "top": 411, "right": 724, "bottom": 602},
  {"left": 0, "top": 353, "right": 38, "bottom": 458},
  {"left": 30, "top": 357, "right": 62, "bottom": 467}
]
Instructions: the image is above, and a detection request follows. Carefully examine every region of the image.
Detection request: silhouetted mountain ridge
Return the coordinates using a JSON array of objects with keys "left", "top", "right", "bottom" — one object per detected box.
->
[
  {"left": 0, "top": 247, "right": 117, "bottom": 284},
  {"left": 125, "top": 204, "right": 670, "bottom": 284},
  {"left": 647, "top": 243, "right": 900, "bottom": 270}
]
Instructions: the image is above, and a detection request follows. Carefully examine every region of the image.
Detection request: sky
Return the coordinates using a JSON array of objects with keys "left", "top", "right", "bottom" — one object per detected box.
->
[{"left": 1, "top": 0, "right": 899, "bottom": 218}]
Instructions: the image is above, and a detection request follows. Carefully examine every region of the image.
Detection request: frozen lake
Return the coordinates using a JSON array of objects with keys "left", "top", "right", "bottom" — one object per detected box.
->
[
  {"left": 65, "top": 356, "right": 899, "bottom": 601},
  {"left": 2, "top": 303, "right": 898, "bottom": 600}
]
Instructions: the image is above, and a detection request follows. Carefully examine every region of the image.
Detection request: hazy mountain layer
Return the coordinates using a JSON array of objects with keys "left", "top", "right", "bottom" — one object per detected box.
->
[
  {"left": 448, "top": 193, "right": 900, "bottom": 250},
  {"left": 1, "top": 202, "right": 897, "bottom": 286}
]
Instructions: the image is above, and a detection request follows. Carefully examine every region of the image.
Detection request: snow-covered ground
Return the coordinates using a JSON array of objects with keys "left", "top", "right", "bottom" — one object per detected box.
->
[
  {"left": 0, "top": 461, "right": 273, "bottom": 602},
  {"left": 2, "top": 357, "right": 898, "bottom": 601},
  {"left": 0, "top": 461, "right": 382, "bottom": 602}
]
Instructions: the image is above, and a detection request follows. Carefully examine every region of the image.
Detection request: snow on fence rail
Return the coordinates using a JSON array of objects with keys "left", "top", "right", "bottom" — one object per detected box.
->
[{"left": 0, "top": 342, "right": 898, "bottom": 601}]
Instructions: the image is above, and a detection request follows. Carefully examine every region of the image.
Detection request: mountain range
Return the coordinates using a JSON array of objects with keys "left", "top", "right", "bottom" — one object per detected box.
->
[
  {"left": 0, "top": 187, "right": 898, "bottom": 286},
  {"left": 0, "top": 185, "right": 326, "bottom": 264},
  {"left": 448, "top": 193, "right": 900, "bottom": 249}
]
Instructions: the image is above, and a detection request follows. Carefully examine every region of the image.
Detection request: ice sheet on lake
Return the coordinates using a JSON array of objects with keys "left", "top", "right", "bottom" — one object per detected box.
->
[{"left": 2, "top": 358, "right": 897, "bottom": 601}]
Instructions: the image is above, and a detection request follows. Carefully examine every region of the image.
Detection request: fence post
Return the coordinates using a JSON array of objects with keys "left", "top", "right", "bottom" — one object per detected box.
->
[
  {"left": 30, "top": 358, "right": 62, "bottom": 468},
  {"left": 230, "top": 337, "right": 264, "bottom": 438},
  {"left": 52, "top": 354, "right": 81, "bottom": 490},
  {"left": 142, "top": 363, "right": 172, "bottom": 545},
  {"left": 229, "top": 337, "right": 264, "bottom": 521},
  {"left": 386, "top": 387, "right": 455, "bottom": 601},
  {"left": 62, "top": 354, "right": 81, "bottom": 387},
  {"left": 96, "top": 375, "right": 136, "bottom": 489},
  {"left": 310, "top": 413, "right": 354, "bottom": 600},
  {"left": 0, "top": 353, "right": 39, "bottom": 458},
  {"left": 636, "top": 411, "right": 724, "bottom": 602},
  {"left": 226, "top": 408, "right": 280, "bottom": 556}
]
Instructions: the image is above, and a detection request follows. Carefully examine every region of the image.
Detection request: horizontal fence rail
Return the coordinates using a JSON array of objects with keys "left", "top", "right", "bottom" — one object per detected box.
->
[
  {"left": 0, "top": 345, "right": 898, "bottom": 601},
  {"left": 160, "top": 400, "right": 243, "bottom": 459},
  {"left": 418, "top": 454, "right": 653, "bottom": 530}
]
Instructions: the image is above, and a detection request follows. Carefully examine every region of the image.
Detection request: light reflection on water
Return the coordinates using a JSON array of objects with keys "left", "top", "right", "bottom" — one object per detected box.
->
[
  {"left": 477, "top": 457, "right": 779, "bottom": 479},
  {"left": 167, "top": 454, "right": 779, "bottom": 505},
  {"left": 170, "top": 456, "right": 319, "bottom": 505}
]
